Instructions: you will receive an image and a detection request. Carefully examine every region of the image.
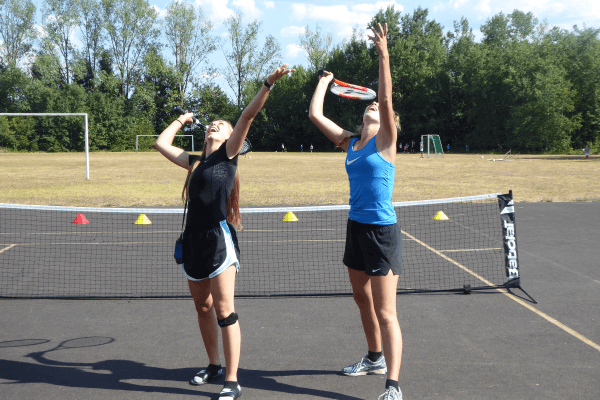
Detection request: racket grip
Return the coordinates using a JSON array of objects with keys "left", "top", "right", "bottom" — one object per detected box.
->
[
  {"left": 173, "top": 106, "right": 186, "bottom": 115},
  {"left": 318, "top": 69, "right": 324, "bottom": 77}
]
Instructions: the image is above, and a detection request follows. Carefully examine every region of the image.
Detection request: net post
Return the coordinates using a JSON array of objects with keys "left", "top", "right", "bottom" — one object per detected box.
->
[
  {"left": 497, "top": 190, "right": 536, "bottom": 303},
  {"left": 84, "top": 114, "right": 89, "bottom": 180}
]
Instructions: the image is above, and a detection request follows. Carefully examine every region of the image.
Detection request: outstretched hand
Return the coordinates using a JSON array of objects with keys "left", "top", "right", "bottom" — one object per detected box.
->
[
  {"left": 267, "top": 64, "right": 296, "bottom": 85},
  {"left": 368, "top": 23, "right": 389, "bottom": 53}
]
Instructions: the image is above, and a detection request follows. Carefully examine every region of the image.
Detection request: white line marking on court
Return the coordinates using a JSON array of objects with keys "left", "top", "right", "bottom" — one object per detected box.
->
[
  {"left": 10, "top": 242, "right": 172, "bottom": 246},
  {"left": 401, "top": 230, "right": 600, "bottom": 353},
  {"left": 439, "top": 248, "right": 502, "bottom": 253},
  {"left": 0, "top": 230, "right": 180, "bottom": 236},
  {"left": 0, "top": 244, "right": 17, "bottom": 254}
]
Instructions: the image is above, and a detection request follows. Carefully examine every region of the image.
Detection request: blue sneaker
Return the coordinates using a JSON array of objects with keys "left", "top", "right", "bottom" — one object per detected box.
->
[
  {"left": 378, "top": 386, "right": 403, "bottom": 400},
  {"left": 342, "top": 354, "right": 387, "bottom": 376}
]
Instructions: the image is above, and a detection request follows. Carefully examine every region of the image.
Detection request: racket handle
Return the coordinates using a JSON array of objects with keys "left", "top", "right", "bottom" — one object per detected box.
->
[
  {"left": 318, "top": 69, "right": 324, "bottom": 77},
  {"left": 173, "top": 106, "right": 186, "bottom": 115}
]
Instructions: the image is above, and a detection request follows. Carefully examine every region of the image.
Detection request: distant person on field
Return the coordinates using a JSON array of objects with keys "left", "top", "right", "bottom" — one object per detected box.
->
[
  {"left": 465, "top": 144, "right": 469, "bottom": 153},
  {"left": 446, "top": 143, "right": 450, "bottom": 153},
  {"left": 584, "top": 145, "right": 590, "bottom": 159},
  {"left": 310, "top": 144, "right": 313, "bottom": 153},
  {"left": 301, "top": 144, "right": 303, "bottom": 152},
  {"left": 420, "top": 141, "right": 424, "bottom": 158}
]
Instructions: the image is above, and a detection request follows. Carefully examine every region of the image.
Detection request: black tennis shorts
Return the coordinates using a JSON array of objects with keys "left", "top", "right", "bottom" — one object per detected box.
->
[
  {"left": 343, "top": 219, "right": 402, "bottom": 276},
  {"left": 182, "top": 220, "right": 240, "bottom": 281}
]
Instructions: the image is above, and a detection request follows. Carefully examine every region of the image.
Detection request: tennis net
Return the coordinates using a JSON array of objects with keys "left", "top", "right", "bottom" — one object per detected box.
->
[{"left": 0, "top": 193, "right": 525, "bottom": 299}]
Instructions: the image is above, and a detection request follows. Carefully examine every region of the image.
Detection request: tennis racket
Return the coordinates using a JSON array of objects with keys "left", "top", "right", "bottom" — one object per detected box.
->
[
  {"left": 239, "top": 138, "right": 251, "bottom": 155},
  {"left": 318, "top": 70, "right": 376, "bottom": 101},
  {"left": 173, "top": 106, "right": 207, "bottom": 130}
]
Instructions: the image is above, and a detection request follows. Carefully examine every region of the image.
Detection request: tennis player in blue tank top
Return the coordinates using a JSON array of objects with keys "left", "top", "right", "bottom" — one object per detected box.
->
[{"left": 309, "top": 23, "right": 403, "bottom": 400}]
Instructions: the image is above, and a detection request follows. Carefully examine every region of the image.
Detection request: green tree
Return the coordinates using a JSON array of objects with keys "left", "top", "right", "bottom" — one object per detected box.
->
[
  {"left": 555, "top": 27, "right": 600, "bottom": 149},
  {"left": 101, "top": 0, "right": 159, "bottom": 98},
  {"left": 221, "top": 13, "right": 282, "bottom": 109},
  {"left": 131, "top": 48, "right": 182, "bottom": 134},
  {"left": 41, "top": 0, "right": 79, "bottom": 84},
  {"left": 164, "top": 0, "right": 216, "bottom": 98},
  {"left": 0, "top": 0, "right": 37, "bottom": 66},
  {"left": 299, "top": 24, "right": 332, "bottom": 72},
  {"left": 74, "top": 0, "right": 105, "bottom": 89},
  {"left": 390, "top": 7, "right": 446, "bottom": 142}
]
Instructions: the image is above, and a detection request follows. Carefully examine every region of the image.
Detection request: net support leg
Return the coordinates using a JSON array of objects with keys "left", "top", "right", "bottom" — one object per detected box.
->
[{"left": 505, "top": 280, "right": 537, "bottom": 304}]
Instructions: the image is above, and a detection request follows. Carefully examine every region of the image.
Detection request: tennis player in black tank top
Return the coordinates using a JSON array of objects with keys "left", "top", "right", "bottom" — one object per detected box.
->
[{"left": 154, "top": 64, "right": 295, "bottom": 400}]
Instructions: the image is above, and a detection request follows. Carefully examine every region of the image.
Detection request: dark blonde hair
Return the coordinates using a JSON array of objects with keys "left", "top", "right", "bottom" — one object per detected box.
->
[
  {"left": 181, "top": 125, "right": 242, "bottom": 230},
  {"left": 338, "top": 112, "right": 401, "bottom": 148}
]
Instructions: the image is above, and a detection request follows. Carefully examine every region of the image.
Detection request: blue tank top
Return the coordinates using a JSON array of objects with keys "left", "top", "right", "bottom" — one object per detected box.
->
[{"left": 346, "top": 137, "right": 396, "bottom": 225}]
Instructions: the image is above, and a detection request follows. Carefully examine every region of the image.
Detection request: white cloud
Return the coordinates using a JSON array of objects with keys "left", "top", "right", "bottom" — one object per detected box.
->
[
  {"left": 280, "top": 25, "right": 306, "bottom": 37},
  {"left": 477, "top": 0, "right": 491, "bottom": 13},
  {"left": 285, "top": 43, "right": 304, "bottom": 59},
  {"left": 232, "top": 0, "right": 262, "bottom": 19},
  {"left": 197, "top": 0, "right": 235, "bottom": 24},
  {"left": 289, "top": 2, "right": 404, "bottom": 39},
  {"left": 151, "top": 5, "right": 168, "bottom": 17},
  {"left": 263, "top": 1, "right": 275, "bottom": 9}
]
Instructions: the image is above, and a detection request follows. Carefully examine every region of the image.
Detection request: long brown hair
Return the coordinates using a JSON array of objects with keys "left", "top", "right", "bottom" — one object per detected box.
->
[{"left": 182, "top": 144, "right": 242, "bottom": 231}]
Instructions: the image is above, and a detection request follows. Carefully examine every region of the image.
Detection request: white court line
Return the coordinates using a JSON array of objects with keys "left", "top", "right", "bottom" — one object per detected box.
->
[
  {"left": 0, "top": 244, "right": 17, "bottom": 254},
  {"left": 402, "top": 230, "right": 600, "bottom": 353},
  {"left": 439, "top": 248, "right": 502, "bottom": 253}
]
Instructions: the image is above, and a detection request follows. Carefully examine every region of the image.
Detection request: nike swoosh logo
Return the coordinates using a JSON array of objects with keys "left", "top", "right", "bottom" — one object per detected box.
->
[{"left": 346, "top": 157, "right": 361, "bottom": 165}]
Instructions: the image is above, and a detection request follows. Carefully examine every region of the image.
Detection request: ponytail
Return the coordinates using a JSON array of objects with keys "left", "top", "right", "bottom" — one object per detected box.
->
[{"left": 227, "top": 170, "right": 242, "bottom": 230}]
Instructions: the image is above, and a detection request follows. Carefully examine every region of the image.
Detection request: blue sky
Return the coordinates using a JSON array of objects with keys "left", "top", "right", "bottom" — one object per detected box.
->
[
  {"left": 145, "top": 0, "right": 600, "bottom": 97},
  {"left": 149, "top": 0, "right": 600, "bottom": 64}
]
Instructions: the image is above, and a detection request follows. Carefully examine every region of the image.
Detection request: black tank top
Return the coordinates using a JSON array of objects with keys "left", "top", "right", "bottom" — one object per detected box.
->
[{"left": 185, "top": 141, "right": 238, "bottom": 231}]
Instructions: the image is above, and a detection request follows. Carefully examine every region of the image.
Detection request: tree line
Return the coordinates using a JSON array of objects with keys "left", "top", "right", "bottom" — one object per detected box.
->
[{"left": 1, "top": 1, "right": 599, "bottom": 154}]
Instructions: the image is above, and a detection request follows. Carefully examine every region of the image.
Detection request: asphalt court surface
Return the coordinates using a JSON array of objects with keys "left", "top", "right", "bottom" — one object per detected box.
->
[{"left": 1, "top": 203, "right": 599, "bottom": 399}]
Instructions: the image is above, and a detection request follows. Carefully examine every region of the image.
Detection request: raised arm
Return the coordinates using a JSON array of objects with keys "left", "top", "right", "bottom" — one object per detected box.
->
[
  {"left": 153, "top": 112, "right": 195, "bottom": 169},
  {"left": 226, "top": 64, "right": 295, "bottom": 158},
  {"left": 308, "top": 71, "right": 353, "bottom": 152},
  {"left": 370, "top": 23, "right": 397, "bottom": 159}
]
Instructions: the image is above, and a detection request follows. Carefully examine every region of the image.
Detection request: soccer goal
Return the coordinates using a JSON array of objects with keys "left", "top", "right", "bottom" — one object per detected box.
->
[
  {"left": 421, "top": 134, "right": 444, "bottom": 158},
  {"left": 135, "top": 135, "right": 195, "bottom": 152}
]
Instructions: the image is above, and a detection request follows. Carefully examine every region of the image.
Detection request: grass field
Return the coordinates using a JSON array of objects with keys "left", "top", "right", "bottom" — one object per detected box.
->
[{"left": 1, "top": 151, "right": 599, "bottom": 207}]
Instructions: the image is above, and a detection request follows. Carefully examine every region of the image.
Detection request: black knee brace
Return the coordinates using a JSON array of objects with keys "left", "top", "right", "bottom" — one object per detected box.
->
[{"left": 217, "top": 312, "right": 239, "bottom": 327}]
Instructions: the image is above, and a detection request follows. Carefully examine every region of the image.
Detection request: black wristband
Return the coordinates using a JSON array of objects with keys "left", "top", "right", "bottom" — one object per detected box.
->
[{"left": 264, "top": 80, "right": 274, "bottom": 90}]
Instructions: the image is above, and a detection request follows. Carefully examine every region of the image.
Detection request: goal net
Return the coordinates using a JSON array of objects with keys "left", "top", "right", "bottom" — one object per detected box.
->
[{"left": 421, "top": 134, "right": 444, "bottom": 158}]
